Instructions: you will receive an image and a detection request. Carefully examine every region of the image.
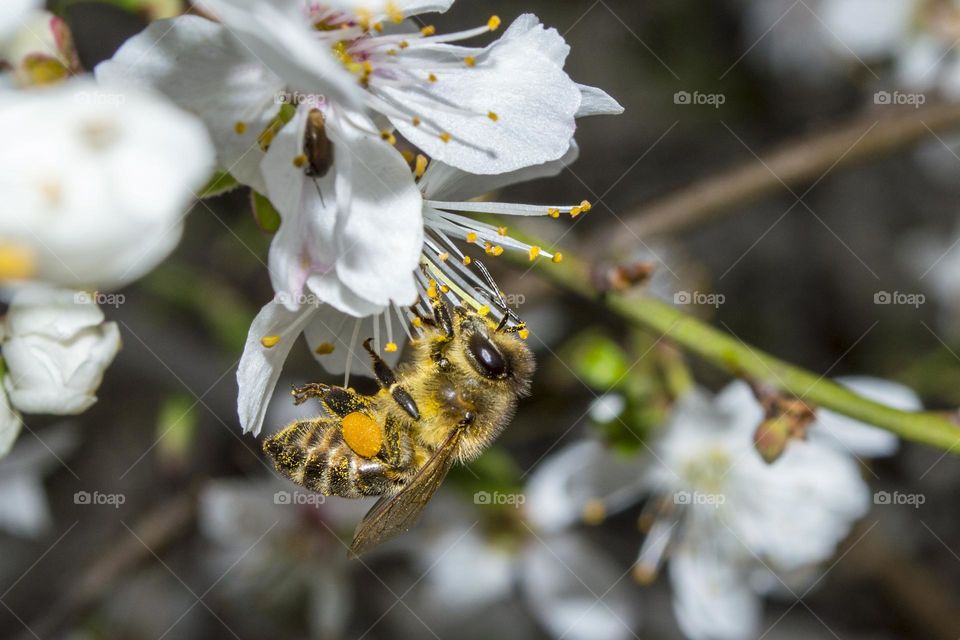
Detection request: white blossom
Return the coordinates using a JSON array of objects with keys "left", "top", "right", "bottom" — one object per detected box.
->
[
  {"left": 0, "top": 10, "right": 78, "bottom": 87},
  {"left": 0, "top": 77, "right": 215, "bottom": 290},
  {"left": 525, "top": 378, "right": 917, "bottom": 640},
  {"left": 2, "top": 287, "right": 121, "bottom": 415}
]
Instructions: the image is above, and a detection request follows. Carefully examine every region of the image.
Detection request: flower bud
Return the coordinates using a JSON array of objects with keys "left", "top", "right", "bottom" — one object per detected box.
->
[
  {"left": 2, "top": 287, "right": 121, "bottom": 415},
  {"left": 754, "top": 415, "right": 791, "bottom": 464},
  {"left": 1, "top": 11, "right": 80, "bottom": 87}
]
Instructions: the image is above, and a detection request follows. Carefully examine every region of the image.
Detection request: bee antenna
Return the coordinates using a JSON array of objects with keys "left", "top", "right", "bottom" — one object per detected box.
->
[
  {"left": 311, "top": 177, "right": 326, "bottom": 207},
  {"left": 472, "top": 260, "right": 520, "bottom": 332}
]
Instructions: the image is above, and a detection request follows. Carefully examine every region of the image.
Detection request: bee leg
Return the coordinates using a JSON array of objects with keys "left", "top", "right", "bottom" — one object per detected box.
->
[
  {"left": 409, "top": 305, "right": 436, "bottom": 328},
  {"left": 430, "top": 295, "right": 455, "bottom": 341},
  {"left": 291, "top": 382, "right": 328, "bottom": 406},
  {"left": 362, "top": 338, "right": 421, "bottom": 421}
]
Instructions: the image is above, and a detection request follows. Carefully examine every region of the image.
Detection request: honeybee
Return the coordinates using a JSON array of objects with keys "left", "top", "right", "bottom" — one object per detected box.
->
[{"left": 263, "top": 283, "right": 534, "bottom": 556}]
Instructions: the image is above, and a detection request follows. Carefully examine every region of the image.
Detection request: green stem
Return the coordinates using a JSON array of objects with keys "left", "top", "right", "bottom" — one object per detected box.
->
[{"left": 510, "top": 243, "right": 960, "bottom": 453}]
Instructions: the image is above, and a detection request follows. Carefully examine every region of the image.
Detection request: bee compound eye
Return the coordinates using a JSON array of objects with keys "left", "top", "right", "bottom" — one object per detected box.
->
[{"left": 468, "top": 332, "right": 508, "bottom": 379}]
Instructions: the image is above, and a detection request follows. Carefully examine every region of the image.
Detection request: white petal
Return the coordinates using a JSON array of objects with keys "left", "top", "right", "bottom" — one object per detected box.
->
[
  {"left": 327, "top": 109, "right": 422, "bottom": 308},
  {"left": 236, "top": 301, "right": 317, "bottom": 435},
  {"left": 525, "top": 440, "right": 644, "bottom": 534},
  {"left": 725, "top": 438, "right": 870, "bottom": 571},
  {"left": 576, "top": 84, "right": 624, "bottom": 117},
  {"left": 261, "top": 107, "right": 337, "bottom": 309},
  {"left": 321, "top": 0, "right": 453, "bottom": 18},
  {"left": 418, "top": 142, "right": 580, "bottom": 202},
  {"left": 0, "top": 0, "right": 40, "bottom": 43},
  {"left": 521, "top": 534, "right": 638, "bottom": 640},
  {"left": 669, "top": 546, "right": 760, "bottom": 640},
  {"left": 95, "top": 15, "right": 280, "bottom": 194},
  {"left": 304, "top": 306, "right": 402, "bottom": 377},
  {"left": 0, "top": 390, "right": 22, "bottom": 459},
  {"left": 812, "top": 376, "right": 917, "bottom": 458},
  {"left": 387, "top": 15, "right": 581, "bottom": 174},
  {"left": 822, "top": 0, "right": 913, "bottom": 60},
  {"left": 196, "top": 0, "right": 363, "bottom": 107}
]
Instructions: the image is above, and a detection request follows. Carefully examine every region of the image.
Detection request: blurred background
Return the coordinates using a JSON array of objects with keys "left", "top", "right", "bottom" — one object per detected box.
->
[{"left": 5, "top": 0, "right": 960, "bottom": 638}]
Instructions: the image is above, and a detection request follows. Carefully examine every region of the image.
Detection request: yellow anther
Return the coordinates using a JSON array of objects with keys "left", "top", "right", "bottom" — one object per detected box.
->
[
  {"left": 580, "top": 199, "right": 593, "bottom": 211},
  {"left": 582, "top": 499, "right": 607, "bottom": 525},
  {"left": 547, "top": 208, "right": 560, "bottom": 218},
  {"left": 261, "top": 335, "right": 281, "bottom": 348},
  {"left": 415, "top": 154, "right": 428, "bottom": 178},
  {"left": 314, "top": 342, "right": 335, "bottom": 355},
  {"left": 518, "top": 328, "right": 530, "bottom": 340},
  {"left": 0, "top": 244, "right": 36, "bottom": 281},
  {"left": 412, "top": 116, "right": 422, "bottom": 126},
  {"left": 412, "top": 317, "right": 423, "bottom": 328},
  {"left": 478, "top": 305, "right": 491, "bottom": 316},
  {"left": 428, "top": 73, "right": 438, "bottom": 82},
  {"left": 488, "top": 15, "right": 501, "bottom": 30},
  {"left": 421, "top": 25, "right": 436, "bottom": 36},
  {"left": 438, "top": 252, "right": 449, "bottom": 261},
  {"left": 399, "top": 40, "right": 409, "bottom": 49},
  {"left": 373, "top": 22, "right": 384, "bottom": 33},
  {"left": 464, "top": 55, "right": 476, "bottom": 67},
  {"left": 380, "top": 130, "right": 397, "bottom": 145},
  {"left": 427, "top": 279, "right": 438, "bottom": 298},
  {"left": 387, "top": 49, "right": 398, "bottom": 56},
  {"left": 497, "top": 226, "right": 508, "bottom": 236},
  {"left": 492, "top": 246, "right": 504, "bottom": 256},
  {"left": 488, "top": 111, "right": 499, "bottom": 121},
  {"left": 440, "top": 132, "right": 452, "bottom": 143},
  {"left": 632, "top": 564, "right": 657, "bottom": 586},
  {"left": 570, "top": 206, "right": 583, "bottom": 218},
  {"left": 528, "top": 246, "right": 541, "bottom": 261},
  {"left": 466, "top": 231, "right": 478, "bottom": 243},
  {"left": 401, "top": 149, "right": 415, "bottom": 164},
  {"left": 440, "top": 285, "right": 450, "bottom": 294},
  {"left": 386, "top": 1, "right": 404, "bottom": 23},
  {"left": 552, "top": 252, "right": 564, "bottom": 264},
  {"left": 234, "top": 121, "right": 247, "bottom": 135},
  {"left": 384, "top": 342, "right": 398, "bottom": 353},
  {"left": 463, "top": 255, "right": 473, "bottom": 265},
  {"left": 292, "top": 154, "right": 307, "bottom": 168}
]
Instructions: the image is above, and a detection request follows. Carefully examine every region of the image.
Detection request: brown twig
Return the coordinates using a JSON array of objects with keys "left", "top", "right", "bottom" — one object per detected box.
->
[
  {"left": 24, "top": 488, "right": 198, "bottom": 639},
  {"left": 613, "top": 101, "right": 960, "bottom": 240}
]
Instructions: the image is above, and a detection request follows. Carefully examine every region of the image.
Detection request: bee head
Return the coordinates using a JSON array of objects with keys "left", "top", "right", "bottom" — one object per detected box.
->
[{"left": 453, "top": 307, "right": 535, "bottom": 397}]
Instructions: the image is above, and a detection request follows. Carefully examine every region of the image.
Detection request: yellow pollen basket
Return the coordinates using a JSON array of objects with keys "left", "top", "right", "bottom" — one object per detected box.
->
[{"left": 343, "top": 412, "right": 383, "bottom": 458}]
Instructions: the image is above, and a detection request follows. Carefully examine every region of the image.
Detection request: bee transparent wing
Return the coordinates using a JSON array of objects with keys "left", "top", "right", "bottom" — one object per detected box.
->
[{"left": 349, "top": 428, "right": 464, "bottom": 557}]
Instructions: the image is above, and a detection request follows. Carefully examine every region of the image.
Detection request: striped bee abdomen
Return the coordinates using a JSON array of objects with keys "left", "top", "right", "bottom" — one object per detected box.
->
[{"left": 263, "top": 418, "right": 408, "bottom": 499}]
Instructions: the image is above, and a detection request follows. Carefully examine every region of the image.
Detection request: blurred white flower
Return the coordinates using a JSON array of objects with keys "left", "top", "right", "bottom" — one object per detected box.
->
[
  {"left": 2, "top": 287, "right": 121, "bottom": 415},
  {"left": 0, "top": 10, "right": 79, "bottom": 87},
  {"left": 0, "top": 424, "right": 76, "bottom": 538},
  {"left": 199, "top": 476, "right": 370, "bottom": 638},
  {"left": 526, "top": 377, "right": 916, "bottom": 640},
  {"left": 405, "top": 493, "right": 639, "bottom": 640},
  {"left": 0, "top": 77, "right": 215, "bottom": 290}
]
